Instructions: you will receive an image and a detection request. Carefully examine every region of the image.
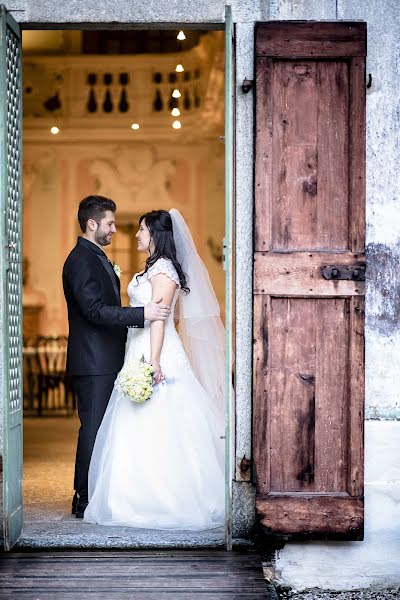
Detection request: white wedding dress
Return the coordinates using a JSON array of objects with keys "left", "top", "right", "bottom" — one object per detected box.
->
[{"left": 84, "top": 258, "right": 225, "bottom": 530}]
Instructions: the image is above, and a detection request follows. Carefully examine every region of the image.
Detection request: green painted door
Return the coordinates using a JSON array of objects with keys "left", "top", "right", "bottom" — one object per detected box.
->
[
  {"left": 0, "top": 6, "right": 23, "bottom": 551},
  {"left": 224, "top": 4, "right": 234, "bottom": 551}
]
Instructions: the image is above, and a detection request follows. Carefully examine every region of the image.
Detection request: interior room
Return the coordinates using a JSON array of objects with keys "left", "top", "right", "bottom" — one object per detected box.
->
[{"left": 21, "top": 27, "right": 226, "bottom": 545}]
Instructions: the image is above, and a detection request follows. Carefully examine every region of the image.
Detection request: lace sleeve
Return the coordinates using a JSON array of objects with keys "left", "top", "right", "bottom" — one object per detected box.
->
[{"left": 147, "top": 258, "right": 180, "bottom": 287}]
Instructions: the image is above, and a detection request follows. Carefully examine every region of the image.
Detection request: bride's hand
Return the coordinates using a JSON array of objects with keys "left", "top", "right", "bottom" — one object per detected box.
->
[{"left": 151, "top": 361, "right": 165, "bottom": 385}]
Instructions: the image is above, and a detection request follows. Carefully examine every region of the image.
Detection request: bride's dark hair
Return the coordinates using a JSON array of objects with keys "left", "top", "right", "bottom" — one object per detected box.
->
[{"left": 137, "top": 209, "right": 190, "bottom": 294}]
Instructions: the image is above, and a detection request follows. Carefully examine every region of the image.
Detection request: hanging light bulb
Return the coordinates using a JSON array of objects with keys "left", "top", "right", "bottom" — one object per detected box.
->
[
  {"left": 50, "top": 126, "right": 60, "bottom": 135},
  {"left": 131, "top": 123, "right": 140, "bottom": 130},
  {"left": 171, "top": 108, "right": 181, "bottom": 117},
  {"left": 172, "top": 120, "right": 182, "bottom": 129},
  {"left": 177, "top": 31, "right": 186, "bottom": 41},
  {"left": 175, "top": 64, "right": 184, "bottom": 73},
  {"left": 172, "top": 89, "right": 181, "bottom": 98}
]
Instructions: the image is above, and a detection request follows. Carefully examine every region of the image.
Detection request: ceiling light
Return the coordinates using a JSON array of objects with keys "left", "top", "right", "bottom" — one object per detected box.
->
[
  {"left": 175, "top": 64, "right": 184, "bottom": 73},
  {"left": 131, "top": 123, "right": 140, "bottom": 130},
  {"left": 177, "top": 31, "right": 186, "bottom": 41},
  {"left": 50, "top": 126, "right": 59, "bottom": 135},
  {"left": 172, "top": 89, "right": 181, "bottom": 98},
  {"left": 171, "top": 108, "right": 181, "bottom": 117},
  {"left": 172, "top": 120, "right": 182, "bottom": 129}
]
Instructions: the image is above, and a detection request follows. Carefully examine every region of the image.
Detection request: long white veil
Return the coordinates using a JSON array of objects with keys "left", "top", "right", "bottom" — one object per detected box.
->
[{"left": 170, "top": 208, "right": 226, "bottom": 418}]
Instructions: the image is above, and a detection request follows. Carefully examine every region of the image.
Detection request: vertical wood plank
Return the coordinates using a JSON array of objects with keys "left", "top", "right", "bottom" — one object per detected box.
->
[
  {"left": 317, "top": 61, "right": 349, "bottom": 250},
  {"left": 255, "top": 57, "right": 273, "bottom": 251},
  {"left": 269, "top": 299, "right": 316, "bottom": 492},
  {"left": 271, "top": 61, "right": 318, "bottom": 250},
  {"left": 349, "top": 58, "right": 366, "bottom": 253},
  {"left": 252, "top": 294, "right": 270, "bottom": 493},
  {"left": 314, "top": 299, "right": 349, "bottom": 492},
  {"left": 348, "top": 295, "right": 365, "bottom": 497}
]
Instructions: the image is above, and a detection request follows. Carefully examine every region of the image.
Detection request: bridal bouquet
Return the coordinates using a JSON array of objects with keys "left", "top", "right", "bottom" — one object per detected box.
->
[{"left": 115, "top": 356, "right": 154, "bottom": 403}]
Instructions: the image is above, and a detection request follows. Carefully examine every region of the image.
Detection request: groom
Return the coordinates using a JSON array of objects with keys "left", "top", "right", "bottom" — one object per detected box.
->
[{"left": 63, "top": 195, "right": 170, "bottom": 518}]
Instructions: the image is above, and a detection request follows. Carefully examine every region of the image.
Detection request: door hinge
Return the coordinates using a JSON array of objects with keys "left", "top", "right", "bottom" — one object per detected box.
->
[
  {"left": 239, "top": 455, "right": 252, "bottom": 474},
  {"left": 241, "top": 78, "right": 253, "bottom": 94},
  {"left": 222, "top": 238, "right": 226, "bottom": 271},
  {"left": 5, "top": 241, "right": 16, "bottom": 271}
]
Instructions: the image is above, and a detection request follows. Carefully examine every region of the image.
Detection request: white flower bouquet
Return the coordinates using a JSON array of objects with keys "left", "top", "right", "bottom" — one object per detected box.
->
[{"left": 115, "top": 356, "right": 154, "bottom": 403}]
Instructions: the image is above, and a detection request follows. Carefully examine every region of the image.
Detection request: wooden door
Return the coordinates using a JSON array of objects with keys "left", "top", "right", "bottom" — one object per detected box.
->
[
  {"left": 253, "top": 22, "right": 366, "bottom": 539},
  {"left": 0, "top": 6, "right": 23, "bottom": 550}
]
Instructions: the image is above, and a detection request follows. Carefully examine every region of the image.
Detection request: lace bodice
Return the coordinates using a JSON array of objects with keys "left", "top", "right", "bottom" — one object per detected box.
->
[
  {"left": 124, "top": 257, "right": 190, "bottom": 369},
  {"left": 127, "top": 257, "right": 180, "bottom": 326}
]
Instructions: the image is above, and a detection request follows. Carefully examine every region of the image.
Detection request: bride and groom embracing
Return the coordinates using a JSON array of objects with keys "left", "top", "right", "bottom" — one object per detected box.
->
[{"left": 62, "top": 195, "right": 226, "bottom": 529}]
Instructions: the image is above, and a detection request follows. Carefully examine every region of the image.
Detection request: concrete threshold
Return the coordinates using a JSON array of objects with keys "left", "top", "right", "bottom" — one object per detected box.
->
[
  {"left": 19, "top": 502, "right": 252, "bottom": 549},
  {"left": 18, "top": 519, "right": 252, "bottom": 550}
]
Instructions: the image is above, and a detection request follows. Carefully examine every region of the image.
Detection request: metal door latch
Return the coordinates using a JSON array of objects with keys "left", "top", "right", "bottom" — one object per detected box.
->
[
  {"left": 321, "top": 265, "right": 365, "bottom": 281},
  {"left": 241, "top": 78, "right": 253, "bottom": 93},
  {"left": 239, "top": 455, "right": 252, "bottom": 474}
]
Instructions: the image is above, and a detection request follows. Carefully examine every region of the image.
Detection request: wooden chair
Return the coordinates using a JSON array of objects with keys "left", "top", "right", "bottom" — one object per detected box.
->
[
  {"left": 23, "top": 335, "right": 40, "bottom": 414},
  {"left": 34, "top": 336, "right": 75, "bottom": 416}
]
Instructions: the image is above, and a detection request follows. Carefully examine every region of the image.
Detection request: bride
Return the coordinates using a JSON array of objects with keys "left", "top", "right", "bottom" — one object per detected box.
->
[{"left": 84, "top": 208, "right": 226, "bottom": 530}]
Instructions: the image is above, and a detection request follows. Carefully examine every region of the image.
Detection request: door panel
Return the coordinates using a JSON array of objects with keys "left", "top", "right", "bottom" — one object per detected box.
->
[
  {"left": 270, "top": 60, "right": 349, "bottom": 251},
  {"left": 0, "top": 6, "right": 23, "bottom": 550},
  {"left": 253, "top": 22, "right": 366, "bottom": 539},
  {"left": 267, "top": 297, "right": 349, "bottom": 494}
]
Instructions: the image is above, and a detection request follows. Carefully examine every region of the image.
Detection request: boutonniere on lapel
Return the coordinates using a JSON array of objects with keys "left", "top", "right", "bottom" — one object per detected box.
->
[
  {"left": 106, "top": 255, "right": 122, "bottom": 278},
  {"left": 113, "top": 263, "right": 122, "bottom": 278}
]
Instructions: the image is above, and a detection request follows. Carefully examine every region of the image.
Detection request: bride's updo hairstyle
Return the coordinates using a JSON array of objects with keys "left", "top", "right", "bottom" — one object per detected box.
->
[{"left": 138, "top": 209, "right": 190, "bottom": 294}]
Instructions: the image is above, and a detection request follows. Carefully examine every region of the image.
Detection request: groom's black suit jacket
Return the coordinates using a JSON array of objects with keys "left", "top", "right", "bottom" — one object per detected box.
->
[{"left": 63, "top": 237, "right": 144, "bottom": 376}]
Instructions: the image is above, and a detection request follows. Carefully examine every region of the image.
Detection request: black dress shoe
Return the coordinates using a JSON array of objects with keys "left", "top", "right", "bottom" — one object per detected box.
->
[
  {"left": 75, "top": 496, "right": 88, "bottom": 519},
  {"left": 71, "top": 492, "right": 78, "bottom": 515}
]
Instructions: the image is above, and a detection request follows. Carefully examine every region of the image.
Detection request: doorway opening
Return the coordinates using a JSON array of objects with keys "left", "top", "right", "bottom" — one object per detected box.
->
[{"left": 21, "top": 26, "right": 228, "bottom": 547}]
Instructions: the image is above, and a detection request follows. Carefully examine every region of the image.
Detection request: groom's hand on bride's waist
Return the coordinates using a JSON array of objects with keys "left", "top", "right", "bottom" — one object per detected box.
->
[{"left": 144, "top": 299, "right": 171, "bottom": 321}]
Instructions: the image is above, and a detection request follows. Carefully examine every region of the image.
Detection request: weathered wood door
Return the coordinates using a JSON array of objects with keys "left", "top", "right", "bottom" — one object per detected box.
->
[{"left": 253, "top": 23, "right": 366, "bottom": 539}]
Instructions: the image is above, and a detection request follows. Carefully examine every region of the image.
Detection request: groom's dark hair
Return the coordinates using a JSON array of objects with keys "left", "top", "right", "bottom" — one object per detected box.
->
[{"left": 78, "top": 195, "right": 116, "bottom": 232}]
